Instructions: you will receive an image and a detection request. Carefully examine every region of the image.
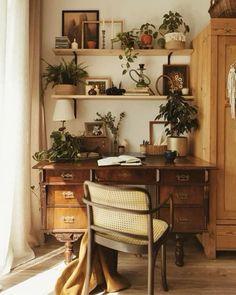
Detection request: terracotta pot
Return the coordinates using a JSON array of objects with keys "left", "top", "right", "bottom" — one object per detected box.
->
[
  {"left": 141, "top": 34, "right": 153, "bottom": 45},
  {"left": 87, "top": 40, "right": 97, "bottom": 49},
  {"left": 54, "top": 84, "right": 77, "bottom": 95}
]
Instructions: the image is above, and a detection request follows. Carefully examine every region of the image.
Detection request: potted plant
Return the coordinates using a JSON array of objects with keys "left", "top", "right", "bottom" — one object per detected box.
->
[
  {"left": 42, "top": 58, "right": 88, "bottom": 94},
  {"left": 155, "top": 90, "right": 199, "bottom": 156},
  {"left": 112, "top": 31, "right": 140, "bottom": 75},
  {"left": 139, "top": 22, "right": 158, "bottom": 48},
  {"left": 158, "top": 11, "right": 190, "bottom": 49}
]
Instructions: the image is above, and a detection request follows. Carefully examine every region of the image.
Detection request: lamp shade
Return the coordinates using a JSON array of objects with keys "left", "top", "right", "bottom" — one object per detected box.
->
[{"left": 53, "top": 99, "right": 75, "bottom": 122}]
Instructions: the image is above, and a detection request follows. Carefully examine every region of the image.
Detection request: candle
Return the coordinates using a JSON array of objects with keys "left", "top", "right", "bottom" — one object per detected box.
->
[
  {"left": 111, "top": 19, "right": 114, "bottom": 39},
  {"left": 102, "top": 19, "right": 105, "bottom": 30}
]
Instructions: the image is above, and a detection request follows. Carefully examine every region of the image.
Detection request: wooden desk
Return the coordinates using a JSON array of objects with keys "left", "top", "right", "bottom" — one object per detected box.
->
[{"left": 33, "top": 156, "right": 215, "bottom": 266}]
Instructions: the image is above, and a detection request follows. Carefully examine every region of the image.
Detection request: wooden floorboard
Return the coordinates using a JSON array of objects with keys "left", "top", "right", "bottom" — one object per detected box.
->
[{"left": 0, "top": 236, "right": 236, "bottom": 294}]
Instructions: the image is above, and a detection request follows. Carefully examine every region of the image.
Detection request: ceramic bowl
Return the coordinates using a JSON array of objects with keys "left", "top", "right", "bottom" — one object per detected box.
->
[{"left": 164, "top": 150, "right": 177, "bottom": 163}]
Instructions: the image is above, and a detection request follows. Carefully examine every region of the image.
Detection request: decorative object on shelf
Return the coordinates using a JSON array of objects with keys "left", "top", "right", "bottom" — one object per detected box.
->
[
  {"left": 81, "top": 19, "right": 124, "bottom": 49},
  {"left": 53, "top": 99, "right": 75, "bottom": 131},
  {"left": 95, "top": 111, "right": 126, "bottom": 154},
  {"left": 71, "top": 38, "right": 78, "bottom": 50},
  {"left": 162, "top": 64, "right": 189, "bottom": 95},
  {"left": 138, "top": 22, "right": 158, "bottom": 49},
  {"left": 112, "top": 30, "right": 140, "bottom": 75},
  {"left": 42, "top": 58, "right": 88, "bottom": 94},
  {"left": 62, "top": 10, "right": 99, "bottom": 48},
  {"left": 155, "top": 90, "right": 199, "bottom": 156},
  {"left": 227, "top": 63, "right": 236, "bottom": 119},
  {"left": 105, "top": 82, "right": 126, "bottom": 95},
  {"left": 164, "top": 150, "right": 177, "bottom": 163},
  {"left": 155, "top": 74, "right": 174, "bottom": 95},
  {"left": 33, "top": 130, "right": 83, "bottom": 162},
  {"left": 88, "top": 85, "right": 97, "bottom": 95},
  {"left": 158, "top": 11, "right": 190, "bottom": 49},
  {"left": 84, "top": 122, "right": 107, "bottom": 137},
  {"left": 87, "top": 40, "right": 97, "bottom": 48},
  {"left": 129, "top": 63, "right": 151, "bottom": 88},
  {"left": 55, "top": 36, "right": 71, "bottom": 48},
  {"left": 208, "top": 0, "right": 236, "bottom": 18},
  {"left": 85, "top": 77, "right": 111, "bottom": 95},
  {"left": 182, "top": 87, "right": 189, "bottom": 95}
]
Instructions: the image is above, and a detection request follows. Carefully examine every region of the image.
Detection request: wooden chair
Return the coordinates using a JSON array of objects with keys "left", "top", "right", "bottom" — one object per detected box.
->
[{"left": 83, "top": 181, "right": 173, "bottom": 295}]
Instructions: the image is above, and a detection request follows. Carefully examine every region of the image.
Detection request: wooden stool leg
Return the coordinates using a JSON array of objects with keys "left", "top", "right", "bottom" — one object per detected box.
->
[{"left": 161, "top": 244, "right": 168, "bottom": 291}]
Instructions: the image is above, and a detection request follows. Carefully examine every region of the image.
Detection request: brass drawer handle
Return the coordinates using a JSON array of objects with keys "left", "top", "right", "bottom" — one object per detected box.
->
[
  {"left": 176, "top": 193, "right": 189, "bottom": 200},
  {"left": 176, "top": 217, "right": 190, "bottom": 224},
  {"left": 176, "top": 174, "right": 190, "bottom": 182},
  {"left": 61, "top": 172, "right": 73, "bottom": 180},
  {"left": 62, "top": 191, "right": 75, "bottom": 199},
  {"left": 63, "top": 216, "right": 75, "bottom": 223}
]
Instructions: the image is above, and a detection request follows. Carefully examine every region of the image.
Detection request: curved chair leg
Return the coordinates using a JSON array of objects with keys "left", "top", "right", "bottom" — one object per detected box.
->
[{"left": 161, "top": 243, "right": 168, "bottom": 291}]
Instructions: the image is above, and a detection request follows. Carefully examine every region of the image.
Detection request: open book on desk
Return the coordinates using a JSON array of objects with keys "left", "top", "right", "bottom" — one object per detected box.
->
[{"left": 97, "top": 155, "right": 142, "bottom": 167}]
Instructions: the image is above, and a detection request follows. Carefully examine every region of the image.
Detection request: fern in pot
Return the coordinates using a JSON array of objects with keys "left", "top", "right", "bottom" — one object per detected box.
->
[
  {"left": 155, "top": 90, "right": 199, "bottom": 156},
  {"left": 42, "top": 58, "right": 88, "bottom": 95}
]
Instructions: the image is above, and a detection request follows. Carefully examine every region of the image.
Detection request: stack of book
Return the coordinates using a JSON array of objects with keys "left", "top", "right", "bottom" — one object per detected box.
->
[
  {"left": 124, "top": 87, "right": 151, "bottom": 96},
  {"left": 55, "top": 36, "right": 71, "bottom": 48}
]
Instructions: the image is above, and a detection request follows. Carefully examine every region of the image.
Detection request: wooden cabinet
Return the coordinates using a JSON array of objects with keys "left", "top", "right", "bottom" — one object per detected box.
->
[{"left": 191, "top": 18, "right": 236, "bottom": 256}]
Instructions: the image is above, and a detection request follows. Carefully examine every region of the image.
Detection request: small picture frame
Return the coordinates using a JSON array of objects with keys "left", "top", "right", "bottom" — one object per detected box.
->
[
  {"left": 163, "top": 64, "right": 189, "bottom": 95},
  {"left": 84, "top": 122, "right": 107, "bottom": 137},
  {"left": 62, "top": 10, "right": 99, "bottom": 48},
  {"left": 85, "top": 77, "right": 111, "bottom": 95},
  {"left": 149, "top": 121, "right": 168, "bottom": 145}
]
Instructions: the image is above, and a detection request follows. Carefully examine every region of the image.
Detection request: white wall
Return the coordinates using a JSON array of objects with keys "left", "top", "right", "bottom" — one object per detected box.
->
[{"left": 41, "top": 0, "right": 210, "bottom": 152}]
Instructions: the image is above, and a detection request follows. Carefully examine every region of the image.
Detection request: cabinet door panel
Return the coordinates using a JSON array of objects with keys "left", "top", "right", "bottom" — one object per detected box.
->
[{"left": 217, "top": 37, "right": 236, "bottom": 220}]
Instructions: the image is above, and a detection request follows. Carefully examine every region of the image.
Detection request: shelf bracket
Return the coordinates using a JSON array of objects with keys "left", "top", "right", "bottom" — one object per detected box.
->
[
  {"left": 73, "top": 51, "right": 77, "bottom": 65},
  {"left": 168, "top": 52, "right": 173, "bottom": 65}
]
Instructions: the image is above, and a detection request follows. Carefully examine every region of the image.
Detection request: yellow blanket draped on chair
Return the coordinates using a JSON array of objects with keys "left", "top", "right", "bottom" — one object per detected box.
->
[{"left": 55, "top": 232, "right": 130, "bottom": 295}]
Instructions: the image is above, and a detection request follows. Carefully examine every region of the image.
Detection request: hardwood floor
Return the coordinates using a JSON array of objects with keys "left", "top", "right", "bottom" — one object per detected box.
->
[{"left": 0, "top": 235, "right": 236, "bottom": 294}]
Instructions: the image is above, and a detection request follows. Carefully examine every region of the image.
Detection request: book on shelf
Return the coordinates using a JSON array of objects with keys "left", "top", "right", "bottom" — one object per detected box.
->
[
  {"left": 97, "top": 155, "right": 142, "bottom": 166},
  {"left": 124, "top": 87, "right": 152, "bottom": 96}
]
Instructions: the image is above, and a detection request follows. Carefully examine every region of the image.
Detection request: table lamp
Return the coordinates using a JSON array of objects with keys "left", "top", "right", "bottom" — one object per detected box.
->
[{"left": 53, "top": 99, "right": 75, "bottom": 131}]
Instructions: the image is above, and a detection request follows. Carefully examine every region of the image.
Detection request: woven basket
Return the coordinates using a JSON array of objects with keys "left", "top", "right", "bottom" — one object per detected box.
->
[
  {"left": 208, "top": 0, "right": 236, "bottom": 18},
  {"left": 143, "top": 144, "right": 167, "bottom": 155}
]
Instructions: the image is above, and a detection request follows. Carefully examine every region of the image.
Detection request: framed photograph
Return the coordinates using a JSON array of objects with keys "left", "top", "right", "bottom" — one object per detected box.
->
[
  {"left": 149, "top": 121, "right": 168, "bottom": 145},
  {"left": 163, "top": 64, "right": 189, "bottom": 95},
  {"left": 85, "top": 77, "right": 111, "bottom": 95},
  {"left": 62, "top": 10, "right": 99, "bottom": 48},
  {"left": 84, "top": 122, "right": 107, "bottom": 137}
]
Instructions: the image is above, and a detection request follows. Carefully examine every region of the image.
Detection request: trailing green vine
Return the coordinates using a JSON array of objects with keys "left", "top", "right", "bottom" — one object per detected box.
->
[{"left": 33, "top": 130, "right": 82, "bottom": 162}]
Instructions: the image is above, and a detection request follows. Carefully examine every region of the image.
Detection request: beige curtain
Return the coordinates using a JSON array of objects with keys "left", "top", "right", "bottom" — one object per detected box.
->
[{"left": 0, "top": 0, "right": 44, "bottom": 275}]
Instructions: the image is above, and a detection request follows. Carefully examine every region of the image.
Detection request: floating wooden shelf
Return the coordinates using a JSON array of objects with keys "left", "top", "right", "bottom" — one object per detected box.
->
[
  {"left": 53, "top": 48, "right": 194, "bottom": 57},
  {"left": 51, "top": 94, "right": 195, "bottom": 101}
]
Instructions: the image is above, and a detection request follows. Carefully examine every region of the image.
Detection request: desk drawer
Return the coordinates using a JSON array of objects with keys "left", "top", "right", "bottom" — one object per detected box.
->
[
  {"left": 95, "top": 168, "right": 156, "bottom": 184},
  {"left": 47, "top": 185, "right": 84, "bottom": 205},
  {"left": 46, "top": 170, "right": 90, "bottom": 183},
  {"left": 47, "top": 208, "right": 87, "bottom": 230},
  {"left": 160, "top": 185, "right": 204, "bottom": 205},
  {"left": 160, "top": 170, "right": 206, "bottom": 184},
  {"left": 160, "top": 207, "right": 205, "bottom": 232}
]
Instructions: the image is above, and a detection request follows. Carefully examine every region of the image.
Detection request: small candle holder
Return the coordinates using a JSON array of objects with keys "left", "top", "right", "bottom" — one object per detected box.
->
[{"left": 102, "top": 30, "right": 106, "bottom": 49}]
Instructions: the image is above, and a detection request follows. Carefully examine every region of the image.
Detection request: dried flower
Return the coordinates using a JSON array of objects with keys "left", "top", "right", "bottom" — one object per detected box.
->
[{"left": 95, "top": 111, "right": 125, "bottom": 135}]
